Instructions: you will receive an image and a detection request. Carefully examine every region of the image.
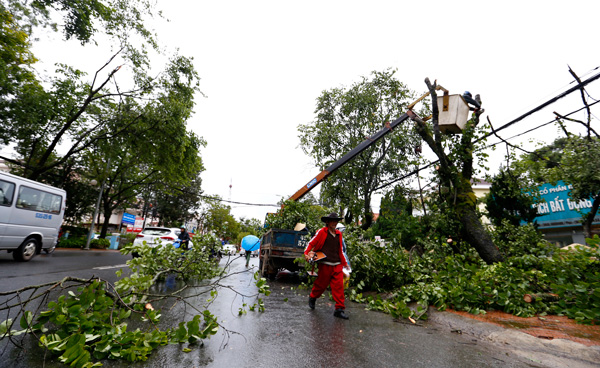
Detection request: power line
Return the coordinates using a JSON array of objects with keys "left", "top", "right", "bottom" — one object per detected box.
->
[
  {"left": 375, "top": 75, "right": 600, "bottom": 191},
  {"left": 199, "top": 194, "right": 278, "bottom": 207},
  {"left": 476, "top": 69, "right": 600, "bottom": 142}
]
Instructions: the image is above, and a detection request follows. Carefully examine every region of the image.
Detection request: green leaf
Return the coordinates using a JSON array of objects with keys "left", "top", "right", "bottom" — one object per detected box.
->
[
  {"left": 19, "top": 311, "right": 33, "bottom": 330},
  {"left": 0, "top": 319, "right": 13, "bottom": 336}
]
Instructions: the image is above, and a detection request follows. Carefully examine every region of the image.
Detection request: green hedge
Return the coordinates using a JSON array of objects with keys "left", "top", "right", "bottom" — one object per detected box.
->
[
  {"left": 61, "top": 225, "right": 88, "bottom": 238},
  {"left": 90, "top": 238, "right": 110, "bottom": 249},
  {"left": 58, "top": 237, "right": 112, "bottom": 249},
  {"left": 57, "top": 237, "right": 86, "bottom": 248}
]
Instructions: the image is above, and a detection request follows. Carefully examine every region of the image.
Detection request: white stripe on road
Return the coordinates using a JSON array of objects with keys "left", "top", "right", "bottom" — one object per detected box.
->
[{"left": 93, "top": 264, "right": 128, "bottom": 270}]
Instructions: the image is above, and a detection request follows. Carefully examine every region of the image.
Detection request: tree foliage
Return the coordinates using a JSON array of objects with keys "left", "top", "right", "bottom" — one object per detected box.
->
[
  {"left": 264, "top": 199, "right": 331, "bottom": 235},
  {"left": 547, "top": 136, "right": 600, "bottom": 238},
  {"left": 521, "top": 135, "right": 600, "bottom": 238},
  {"left": 485, "top": 168, "right": 539, "bottom": 228},
  {"left": 345, "top": 222, "right": 600, "bottom": 325},
  {"left": 371, "top": 185, "right": 422, "bottom": 250},
  {"left": 299, "top": 69, "right": 422, "bottom": 228},
  {"left": 153, "top": 174, "right": 203, "bottom": 228},
  {"left": 199, "top": 198, "right": 240, "bottom": 242},
  {"left": 521, "top": 137, "right": 569, "bottom": 183}
]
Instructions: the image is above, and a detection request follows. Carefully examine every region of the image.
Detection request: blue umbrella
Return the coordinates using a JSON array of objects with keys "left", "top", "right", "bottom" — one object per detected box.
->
[{"left": 241, "top": 235, "right": 260, "bottom": 251}]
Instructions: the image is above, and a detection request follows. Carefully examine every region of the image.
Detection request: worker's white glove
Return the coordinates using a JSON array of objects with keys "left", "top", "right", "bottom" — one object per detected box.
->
[{"left": 343, "top": 266, "right": 352, "bottom": 277}]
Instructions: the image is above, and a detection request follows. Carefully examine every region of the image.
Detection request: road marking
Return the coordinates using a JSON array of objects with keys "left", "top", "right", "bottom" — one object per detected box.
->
[{"left": 93, "top": 264, "right": 128, "bottom": 270}]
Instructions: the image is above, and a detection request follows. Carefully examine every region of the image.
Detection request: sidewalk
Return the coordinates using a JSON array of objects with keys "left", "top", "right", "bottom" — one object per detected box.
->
[{"left": 428, "top": 308, "right": 600, "bottom": 368}]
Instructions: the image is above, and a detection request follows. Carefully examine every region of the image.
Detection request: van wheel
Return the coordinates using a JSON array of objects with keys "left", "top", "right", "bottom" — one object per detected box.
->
[
  {"left": 44, "top": 246, "right": 56, "bottom": 254},
  {"left": 14, "top": 238, "right": 38, "bottom": 262}
]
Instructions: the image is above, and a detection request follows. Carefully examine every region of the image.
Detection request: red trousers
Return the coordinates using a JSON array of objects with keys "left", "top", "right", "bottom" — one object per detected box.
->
[{"left": 310, "top": 263, "right": 345, "bottom": 310}]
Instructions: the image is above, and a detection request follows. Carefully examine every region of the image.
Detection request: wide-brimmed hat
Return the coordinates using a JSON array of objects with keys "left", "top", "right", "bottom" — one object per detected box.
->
[{"left": 321, "top": 212, "right": 343, "bottom": 223}]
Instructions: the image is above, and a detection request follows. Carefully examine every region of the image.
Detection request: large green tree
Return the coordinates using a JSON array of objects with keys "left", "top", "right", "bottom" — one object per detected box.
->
[
  {"left": 86, "top": 84, "right": 205, "bottom": 237},
  {"left": 200, "top": 198, "right": 240, "bottom": 242},
  {"left": 414, "top": 78, "right": 504, "bottom": 264},
  {"left": 1, "top": 1, "right": 205, "bottom": 228},
  {"left": 0, "top": 0, "right": 194, "bottom": 182},
  {"left": 299, "top": 69, "right": 422, "bottom": 229}
]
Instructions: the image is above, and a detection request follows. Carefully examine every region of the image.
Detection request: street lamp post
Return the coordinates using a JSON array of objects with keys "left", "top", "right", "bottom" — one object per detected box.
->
[
  {"left": 84, "top": 180, "right": 105, "bottom": 250},
  {"left": 85, "top": 158, "right": 111, "bottom": 250}
]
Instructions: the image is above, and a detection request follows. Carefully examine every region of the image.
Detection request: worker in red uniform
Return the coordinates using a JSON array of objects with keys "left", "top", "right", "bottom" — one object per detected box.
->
[{"left": 304, "top": 212, "right": 350, "bottom": 320}]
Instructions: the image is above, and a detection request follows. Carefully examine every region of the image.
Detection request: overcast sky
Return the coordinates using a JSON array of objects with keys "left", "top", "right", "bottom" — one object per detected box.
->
[{"left": 32, "top": 0, "right": 600, "bottom": 222}]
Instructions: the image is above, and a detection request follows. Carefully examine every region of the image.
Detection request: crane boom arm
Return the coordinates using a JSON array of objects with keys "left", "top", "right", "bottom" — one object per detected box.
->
[{"left": 289, "top": 112, "right": 412, "bottom": 202}]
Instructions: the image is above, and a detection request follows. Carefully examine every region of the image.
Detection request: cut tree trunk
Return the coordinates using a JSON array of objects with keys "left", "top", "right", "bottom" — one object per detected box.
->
[{"left": 523, "top": 293, "right": 560, "bottom": 303}]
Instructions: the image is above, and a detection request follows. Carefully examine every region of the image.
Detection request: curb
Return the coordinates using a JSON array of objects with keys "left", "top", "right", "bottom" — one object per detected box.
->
[
  {"left": 54, "top": 248, "right": 122, "bottom": 252},
  {"left": 427, "top": 308, "right": 600, "bottom": 368}
]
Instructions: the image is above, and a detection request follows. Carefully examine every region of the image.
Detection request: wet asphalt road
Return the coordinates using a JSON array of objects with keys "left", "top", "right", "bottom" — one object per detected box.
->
[
  {"left": 0, "top": 250, "right": 537, "bottom": 367},
  {"left": 0, "top": 248, "right": 129, "bottom": 293}
]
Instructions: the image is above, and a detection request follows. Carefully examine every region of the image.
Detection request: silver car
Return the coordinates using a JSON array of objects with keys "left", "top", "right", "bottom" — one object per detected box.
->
[{"left": 133, "top": 227, "right": 193, "bottom": 248}]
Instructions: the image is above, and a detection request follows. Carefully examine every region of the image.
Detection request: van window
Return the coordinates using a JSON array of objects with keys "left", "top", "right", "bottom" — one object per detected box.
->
[
  {"left": 0, "top": 179, "right": 15, "bottom": 206},
  {"left": 16, "top": 186, "right": 62, "bottom": 214}
]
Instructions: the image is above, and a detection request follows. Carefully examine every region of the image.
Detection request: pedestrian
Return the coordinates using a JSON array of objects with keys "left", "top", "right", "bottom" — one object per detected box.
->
[
  {"left": 245, "top": 249, "right": 251, "bottom": 267},
  {"left": 178, "top": 226, "right": 191, "bottom": 250},
  {"left": 304, "top": 212, "right": 351, "bottom": 319}
]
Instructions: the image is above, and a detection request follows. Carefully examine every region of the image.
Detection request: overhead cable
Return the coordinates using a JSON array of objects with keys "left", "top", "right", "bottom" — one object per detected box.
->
[
  {"left": 477, "top": 69, "right": 600, "bottom": 142},
  {"left": 375, "top": 79, "right": 600, "bottom": 191},
  {"left": 199, "top": 194, "right": 278, "bottom": 207}
]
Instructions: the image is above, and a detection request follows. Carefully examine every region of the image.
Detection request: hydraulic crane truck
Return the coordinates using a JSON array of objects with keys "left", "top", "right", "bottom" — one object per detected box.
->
[{"left": 259, "top": 85, "right": 464, "bottom": 278}]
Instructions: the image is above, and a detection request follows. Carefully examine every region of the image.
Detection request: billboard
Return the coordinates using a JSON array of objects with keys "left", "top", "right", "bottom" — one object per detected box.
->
[
  {"left": 122, "top": 213, "right": 136, "bottom": 225},
  {"left": 125, "top": 216, "right": 144, "bottom": 233},
  {"left": 529, "top": 181, "right": 600, "bottom": 229}
]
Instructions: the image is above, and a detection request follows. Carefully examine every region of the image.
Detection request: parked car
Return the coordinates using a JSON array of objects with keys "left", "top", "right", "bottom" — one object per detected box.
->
[
  {"left": 222, "top": 243, "right": 237, "bottom": 255},
  {"left": 133, "top": 227, "right": 193, "bottom": 249}
]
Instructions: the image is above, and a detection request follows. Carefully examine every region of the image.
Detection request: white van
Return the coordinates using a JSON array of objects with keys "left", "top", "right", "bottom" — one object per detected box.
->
[{"left": 0, "top": 172, "right": 66, "bottom": 261}]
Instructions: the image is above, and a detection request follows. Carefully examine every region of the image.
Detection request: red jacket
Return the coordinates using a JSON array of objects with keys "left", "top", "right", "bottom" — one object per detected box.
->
[{"left": 304, "top": 226, "right": 349, "bottom": 267}]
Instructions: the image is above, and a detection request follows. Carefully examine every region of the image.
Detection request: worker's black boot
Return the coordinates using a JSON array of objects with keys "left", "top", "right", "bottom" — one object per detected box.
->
[
  {"left": 308, "top": 297, "right": 316, "bottom": 310},
  {"left": 333, "top": 309, "right": 349, "bottom": 319}
]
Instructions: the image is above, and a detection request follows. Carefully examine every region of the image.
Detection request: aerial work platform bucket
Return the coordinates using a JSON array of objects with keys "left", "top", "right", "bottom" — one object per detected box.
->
[{"left": 437, "top": 94, "right": 470, "bottom": 133}]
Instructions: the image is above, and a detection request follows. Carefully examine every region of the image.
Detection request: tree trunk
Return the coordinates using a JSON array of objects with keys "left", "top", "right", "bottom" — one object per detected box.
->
[
  {"left": 100, "top": 201, "right": 114, "bottom": 238},
  {"left": 361, "top": 194, "right": 373, "bottom": 230},
  {"left": 582, "top": 194, "right": 600, "bottom": 238},
  {"left": 413, "top": 78, "right": 504, "bottom": 264},
  {"left": 458, "top": 208, "right": 504, "bottom": 264}
]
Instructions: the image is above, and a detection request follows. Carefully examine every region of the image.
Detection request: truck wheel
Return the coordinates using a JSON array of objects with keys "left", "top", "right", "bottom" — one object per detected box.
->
[{"left": 13, "top": 238, "right": 38, "bottom": 262}]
